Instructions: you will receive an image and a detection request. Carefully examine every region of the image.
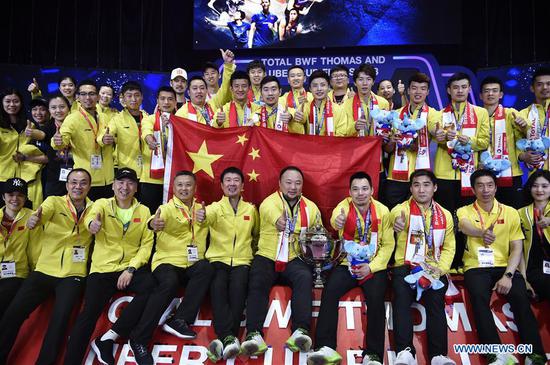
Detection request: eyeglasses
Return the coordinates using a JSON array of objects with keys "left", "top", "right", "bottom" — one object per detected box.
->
[
  {"left": 331, "top": 74, "right": 348, "bottom": 79},
  {"left": 79, "top": 92, "right": 97, "bottom": 97}
]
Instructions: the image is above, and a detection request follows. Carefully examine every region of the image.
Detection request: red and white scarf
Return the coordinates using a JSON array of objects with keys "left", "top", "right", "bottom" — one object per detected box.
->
[
  {"left": 309, "top": 99, "right": 334, "bottom": 136},
  {"left": 527, "top": 103, "right": 550, "bottom": 169},
  {"left": 443, "top": 102, "right": 478, "bottom": 196},
  {"left": 187, "top": 101, "right": 214, "bottom": 126},
  {"left": 229, "top": 101, "right": 253, "bottom": 127},
  {"left": 352, "top": 93, "right": 379, "bottom": 137},
  {"left": 392, "top": 103, "right": 430, "bottom": 181},
  {"left": 404, "top": 199, "right": 447, "bottom": 266},
  {"left": 260, "top": 104, "right": 287, "bottom": 132},
  {"left": 247, "top": 88, "right": 259, "bottom": 104},
  {"left": 275, "top": 193, "right": 309, "bottom": 272},
  {"left": 490, "top": 105, "right": 513, "bottom": 186},
  {"left": 150, "top": 111, "right": 166, "bottom": 179}
]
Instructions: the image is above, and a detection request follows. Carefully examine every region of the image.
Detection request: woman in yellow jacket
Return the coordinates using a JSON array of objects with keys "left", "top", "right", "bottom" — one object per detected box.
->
[
  {"left": 0, "top": 169, "right": 93, "bottom": 365},
  {"left": 0, "top": 178, "right": 36, "bottom": 318},
  {"left": 519, "top": 170, "right": 550, "bottom": 302},
  {"left": 63, "top": 168, "right": 155, "bottom": 365},
  {"left": 204, "top": 167, "right": 259, "bottom": 362}
]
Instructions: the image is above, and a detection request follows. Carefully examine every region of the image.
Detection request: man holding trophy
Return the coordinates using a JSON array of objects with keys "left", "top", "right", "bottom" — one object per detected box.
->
[
  {"left": 308, "top": 171, "right": 394, "bottom": 365},
  {"left": 390, "top": 170, "right": 456, "bottom": 365},
  {"left": 241, "top": 166, "right": 322, "bottom": 358}
]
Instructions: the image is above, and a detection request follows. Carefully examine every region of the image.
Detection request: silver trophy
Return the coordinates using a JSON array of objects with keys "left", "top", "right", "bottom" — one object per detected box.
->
[{"left": 293, "top": 224, "right": 345, "bottom": 288}]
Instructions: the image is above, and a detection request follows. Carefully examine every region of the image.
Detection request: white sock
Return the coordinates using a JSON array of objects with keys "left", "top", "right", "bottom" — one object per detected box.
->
[{"left": 100, "top": 329, "right": 119, "bottom": 341}]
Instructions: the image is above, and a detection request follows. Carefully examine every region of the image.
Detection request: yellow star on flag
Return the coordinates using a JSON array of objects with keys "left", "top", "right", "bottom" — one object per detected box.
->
[
  {"left": 187, "top": 140, "right": 223, "bottom": 178},
  {"left": 248, "top": 147, "right": 260, "bottom": 160},
  {"left": 247, "top": 169, "right": 260, "bottom": 182},
  {"left": 236, "top": 133, "right": 248, "bottom": 146}
]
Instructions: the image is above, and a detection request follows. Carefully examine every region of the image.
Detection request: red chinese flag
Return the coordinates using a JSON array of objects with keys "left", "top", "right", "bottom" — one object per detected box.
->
[{"left": 164, "top": 116, "right": 382, "bottom": 227}]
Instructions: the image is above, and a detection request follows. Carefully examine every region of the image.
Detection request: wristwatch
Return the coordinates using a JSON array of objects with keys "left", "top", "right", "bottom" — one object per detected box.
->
[
  {"left": 504, "top": 271, "right": 513, "bottom": 279},
  {"left": 127, "top": 266, "right": 136, "bottom": 274}
]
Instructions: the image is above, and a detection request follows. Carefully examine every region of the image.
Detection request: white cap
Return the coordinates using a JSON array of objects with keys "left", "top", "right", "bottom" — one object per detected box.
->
[{"left": 170, "top": 68, "right": 188, "bottom": 81}]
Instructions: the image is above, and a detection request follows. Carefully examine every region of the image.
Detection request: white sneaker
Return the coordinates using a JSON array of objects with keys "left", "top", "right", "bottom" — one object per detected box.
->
[
  {"left": 206, "top": 339, "right": 223, "bottom": 363},
  {"left": 431, "top": 355, "right": 456, "bottom": 365},
  {"left": 241, "top": 331, "right": 268, "bottom": 356},
  {"left": 395, "top": 348, "right": 417, "bottom": 365},
  {"left": 488, "top": 353, "right": 518, "bottom": 365},
  {"left": 222, "top": 336, "right": 241, "bottom": 360},
  {"left": 362, "top": 353, "right": 383, "bottom": 365},
  {"left": 307, "top": 346, "right": 342, "bottom": 365},
  {"left": 286, "top": 328, "right": 312, "bottom": 352}
]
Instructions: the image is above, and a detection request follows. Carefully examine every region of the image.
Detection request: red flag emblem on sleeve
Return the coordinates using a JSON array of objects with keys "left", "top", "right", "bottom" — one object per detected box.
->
[{"left": 163, "top": 116, "right": 382, "bottom": 227}]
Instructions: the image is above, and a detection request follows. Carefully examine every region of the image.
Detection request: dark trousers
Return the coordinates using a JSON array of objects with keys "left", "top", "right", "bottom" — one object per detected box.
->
[
  {"left": 495, "top": 176, "right": 523, "bottom": 209},
  {"left": 377, "top": 173, "right": 387, "bottom": 205},
  {"left": 63, "top": 268, "right": 154, "bottom": 365},
  {"left": 315, "top": 266, "right": 387, "bottom": 360},
  {"left": 384, "top": 180, "right": 411, "bottom": 210},
  {"left": 464, "top": 268, "right": 545, "bottom": 356},
  {"left": 139, "top": 183, "right": 163, "bottom": 214},
  {"left": 0, "top": 272, "right": 83, "bottom": 365},
  {"left": 0, "top": 278, "right": 24, "bottom": 319},
  {"left": 88, "top": 185, "right": 113, "bottom": 201},
  {"left": 246, "top": 256, "right": 313, "bottom": 334},
  {"left": 392, "top": 266, "right": 448, "bottom": 360},
  {"left": 210, "top": 262, "right": 249, "bottom": 339},
  {"left": 527, "top": 270, "right": 550, "bottom": 301},
  {"left": 130, "top": 260, "right": 214, "bottom": 344},
  {"left": 435, "top": 178, "right": 475, "bottom": 268}
]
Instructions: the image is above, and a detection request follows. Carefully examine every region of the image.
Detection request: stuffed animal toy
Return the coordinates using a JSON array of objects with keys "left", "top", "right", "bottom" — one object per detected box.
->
[
  {"left": 344, "top": 239, "right": 375, "bottom": 282},
  {"left": 371, "top": 109, "right": 400, "bottom": 139},
  {"left": 479, "top": 151, "right": 512, "bottom": 176},
  {"left": 516, "top": 137, "right": 550, "bottom": 170},
  {"left": 404, "top": 263, "right": 444, "bottom": 300},
  {"left": 447, "top": 139, "right": 472, "bottom": 172},
  {"left": 392, "top": 114, "right": 426, "bottom": 149}
]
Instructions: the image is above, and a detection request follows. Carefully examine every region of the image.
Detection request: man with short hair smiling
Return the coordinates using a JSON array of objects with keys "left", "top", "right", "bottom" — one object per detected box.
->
[
  {"left": 52, "top": 80, "right": 115, "bottom": 200},
  {"left": 204, "top": 167, "right": 259, "bottom": 362},
  {"left": 175, "top": 49, "right": 236, "bottom": 125},
  {"left": 203, "top": 62, "right": 221, "bottom": 100},
  {"left": 63, "top": 168, "right": 154, "bottom": 365},
  {"left": 390, "top": 170, "right": 456, "bottom": 365},
  {"left": 457, "top": 169, "right": 546, "bottom": 365},
  {"left": 329, "top": 65, "right": 354, "bottom": 105},
  {"left": 246, "top": 59, "right": 266, "bottom": 103},
  {"left": 280, "top": 65, "right": 313, "bottom": 110},
  {"left": 170, "top": 67, "right": 188, "bottom": 110},
  {"left": 217, "top": 71, "right": 254, "bottom": 127},
  {"left": 518, "top": 67, "right": 550, "bottom": 171},
  {"left": 0, "top": 169, "right": 93, "bottom": 365},
  {"left": 308, "top": 171, "right": 394, "bottom": 365},
  {"left": 241, "top": 166, "right": 322, "bottom": 358},
  {"left": 294, "top": 70, "right": 352, "bottom": 136}
]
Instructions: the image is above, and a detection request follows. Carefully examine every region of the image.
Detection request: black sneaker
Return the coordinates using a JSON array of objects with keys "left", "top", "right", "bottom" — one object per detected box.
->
[
  {"left": 162, "top": 317, "right": 197, "bottom": 339},
  {"left": 128, "top": 339, "right": 153, "bottom": 365},
  {"left": 90, "top": 338, "right": 115, "bottom": 365}
]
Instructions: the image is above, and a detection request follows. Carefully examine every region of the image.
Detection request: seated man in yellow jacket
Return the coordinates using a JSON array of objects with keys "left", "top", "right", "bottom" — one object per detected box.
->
[
  {"left": 63, "top": 168, "right": 154, "bottom": 365},
  {"left": 241, "top": 166, "right": 322, "bottom": 357},
  {"left": 390, "top": 170, "right": 456, "bottom": 365},
  {"left": 0, "top": 178, "right": 36, "bottom": 318},
  {"left": 308, "top": 171, "right": 394, "bottom": 365},
  {"left": 205, "top": 167, "right": 259, "bottom": 362},
  {"left": 93, "top": 170, "right": 214, "bottom": 365},
  {"left": 0, "top": 169, "right": 93, "bottom": 365}
]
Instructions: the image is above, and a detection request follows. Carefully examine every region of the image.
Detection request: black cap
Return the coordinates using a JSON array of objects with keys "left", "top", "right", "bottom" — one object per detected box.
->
[
  {"left": 29, "top": 97, "right": 48, "bottom": 109},
  {"left": 115, "top": 168, "right": 139, "bottom": 183},
  {"left": 3, "top": 178, "right": 28, "bottom": 196}
]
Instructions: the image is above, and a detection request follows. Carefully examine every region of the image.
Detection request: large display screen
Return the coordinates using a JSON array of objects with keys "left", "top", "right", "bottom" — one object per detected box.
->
[{"left": 193, "top": 0, "right": 462, "bottom": 50}]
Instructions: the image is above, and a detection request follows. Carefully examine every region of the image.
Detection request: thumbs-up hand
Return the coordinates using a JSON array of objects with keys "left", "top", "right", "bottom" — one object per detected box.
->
[
  {"left": 216, "top": 109, "right": 226, "bottom": 127},
  {"left": 53, "top": 124, "right": 63, "bottom": 146},
  {"left": 89, "top": 213, "right": 102, "bottom": 234},
  {"left": 482, "top": 222, "right": 496, "bottom": 245},
  {"left": 335, "top": 208, "right": 347, "bottom": 230},
  {"left": 294, "top": 103, "right": 305, "bottom": 124},
  {"left": 446, "top": 123, "right": 457, "bottom": 141},
  {"left": 394, "top": 210, "right": 406, "bottom": 233},
  {"left": 512, "top": 111, "right": 527, "bottom": 129},
  {"left": 536, "top": 211, "right": 550, "bottom": 229},
  {"left": 196, "top": 201, "right": 206, "bottom": 223},
  {"left": 276, "top": 209, "right": 287, "bottom": 232},
  {"left": 297, "top": 94, "right": 307, "bottom": 106},
  {"left": 355, "top": 114, "right": 367, "bottom": 131},
  {"left": 25, "top": 120, "right": 34, "bottom": 137},
  {"left": 397, "top": 79, "right": 405, "bottom": 95},
  {"left": 280, "top": 106, "right": 291, "bottom": 124},
  {"left": 27, "top": 206, "right": 43, "bottom": 230},
  {"left": 150, "top": 208, "right": 165, "bottom": 232},
  {"left": 27, "top": 78, "right": 40, "bottom": 94},
  {"left": 220, "top": 48, "right": 235, "bottom": 64},
  {"left": 102, "top": 127, "right": 114, "bottom": 145},
  {"left": 434, "top": 121, "right": 446, "bottom": 142}
]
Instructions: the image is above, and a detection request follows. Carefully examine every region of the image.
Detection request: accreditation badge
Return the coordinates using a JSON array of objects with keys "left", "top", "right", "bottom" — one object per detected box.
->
[
  {"left": 543, "top": 260, "right": 550, "bottom": 275},
  {"left": 59, "top": 167, "right": 72, "bottom": 182},
  {"left": 90, "top": 154, "right": 103, "bottom": 169},
  {"left": 0, "top": 261, "right": 16, "bottom": 278},
  {"left": 187, "top": 245, "right": 199, "bottom": 263},
  {"left": 477, "top": 247, "right": 495, "bottom": 267},
  {"left": 72, "top": 246, "right": 86, "bottom": 263}
]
